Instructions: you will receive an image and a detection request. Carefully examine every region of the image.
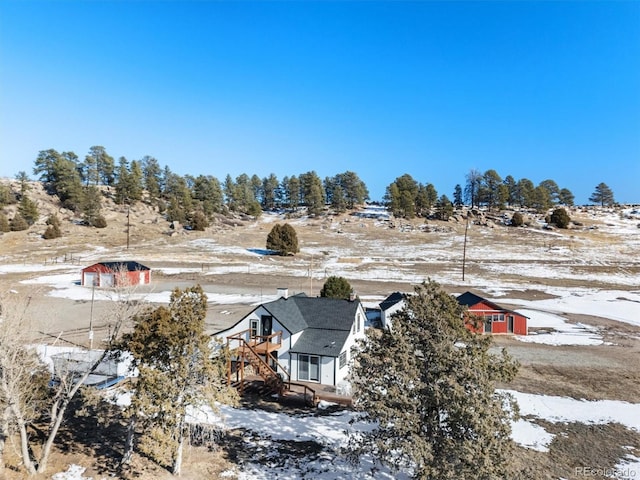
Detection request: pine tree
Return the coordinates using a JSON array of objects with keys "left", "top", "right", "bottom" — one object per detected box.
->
[
  {"left": 589, "top": 183, "right": 615, "bottom": 207},
  {"left": 434, "top": 194, "right": 453, "bottom": 221},
  {"left": 81, "top": 186, "right": 103, "bottom": 227},
  {"left": 558, "top": 188, "right": 575, "bottom": 207},
  {"left": 18, "top": 195, "right": 39, "bottom": 225},
  {"left": 121, "top": 286, "right": 237, "bottom": 475},
  {"left": 349, "top": 280, "right": 519, "bottom": 479},
  {"left": 453, "top": 184, "right": 463, "bottom": 207}
]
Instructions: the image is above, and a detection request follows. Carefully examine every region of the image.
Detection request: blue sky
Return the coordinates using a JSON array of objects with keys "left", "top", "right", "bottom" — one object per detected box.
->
[{"left": 1, "top": 1, "right": 638, "bottom": 203}]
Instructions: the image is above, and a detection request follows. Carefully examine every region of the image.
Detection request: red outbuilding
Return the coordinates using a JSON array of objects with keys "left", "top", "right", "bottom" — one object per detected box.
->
[
  {"left": 457, "top": 291, "right": 528, "bottom": 335},
  {"left": 81, "top": 261, "right": 151, "bottom": 288}
]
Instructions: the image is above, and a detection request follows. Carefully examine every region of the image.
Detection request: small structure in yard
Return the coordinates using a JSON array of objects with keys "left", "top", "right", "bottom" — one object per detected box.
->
[
  {"left": 37, "top": 345, "right": 133, "bottom": 389},
  {"left": 379, "top": 291, "right": 411, "bottom": 330},
  {"left": 81, "top": 261, "right": 151, "bottom": 288},
  {"left": 456, "top": 291, "right": 528, "bottom": 335}
]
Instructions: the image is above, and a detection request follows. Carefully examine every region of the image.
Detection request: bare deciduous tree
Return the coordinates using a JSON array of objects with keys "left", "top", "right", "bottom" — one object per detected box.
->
[{"left": 0, "top": 276, "right": 144, "bottom": 475}]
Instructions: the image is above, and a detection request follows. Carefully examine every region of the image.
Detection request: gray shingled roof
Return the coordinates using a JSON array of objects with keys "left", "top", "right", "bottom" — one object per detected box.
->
[
  {"left": 379, "top": 291, "right": 408, "bottom": 311},
  {"left": 456, "top": 291, "right": 529, "bottom": 318},
  {"left": 261, "top": 294, "right": 360, "bottom": 357},
  {"left": 94, "top": 261, "right": 150, "bottom": 272},
  {"left": 262, "top": 294, "right": 360, "bottom": 334},
  {"left": 289, "top": 329, "right": 351, "bottom": 357}
]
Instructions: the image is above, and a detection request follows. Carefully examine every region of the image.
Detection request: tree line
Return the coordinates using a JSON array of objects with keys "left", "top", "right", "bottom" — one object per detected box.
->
[{"left": 0, "top": 145, "right": 619, "bottom": 232}]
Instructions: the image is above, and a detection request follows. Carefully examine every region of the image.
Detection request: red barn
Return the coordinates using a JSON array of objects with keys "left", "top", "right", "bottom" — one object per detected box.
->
[
  {"left": 457, "top": 291, "right": 528, "bottom": 335},
  {"left": 81, "top": 261, "right": 151, "bottom": 288}
]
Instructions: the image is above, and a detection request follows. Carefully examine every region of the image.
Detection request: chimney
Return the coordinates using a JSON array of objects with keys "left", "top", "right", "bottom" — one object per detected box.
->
[
  {"left": 277, "top": 287, "right": 289, "bottom": 299},
  {"left": 349, "top": 291, "right": 356, "bottom": 302}
]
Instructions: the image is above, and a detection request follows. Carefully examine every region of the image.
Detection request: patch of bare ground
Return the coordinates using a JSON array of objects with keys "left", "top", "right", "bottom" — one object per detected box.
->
[{"left": 512, "top": 423, "right": 640, "bottom": 480}]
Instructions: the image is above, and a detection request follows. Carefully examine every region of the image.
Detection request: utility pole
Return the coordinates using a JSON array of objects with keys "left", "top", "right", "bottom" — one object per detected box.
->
[
  {"left": 462, "top": 214, "right": 470, "bottom": 281},
  {"left": 126, "top": 203, "right": 131, "bottom": 250},
  {"left": 89, "top": 281, "right": 96, "bottom": 350},
  {"left": 309, "top": 255, "right": 313, "bottom": 296}
]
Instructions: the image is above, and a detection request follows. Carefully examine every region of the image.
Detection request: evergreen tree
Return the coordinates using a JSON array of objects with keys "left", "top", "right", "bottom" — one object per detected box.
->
[
  {"left": 81, "top": 185, "right": 103, "bottom": 227},
  {"left": 349, "top": 280, "right": 519, "bottom": 479},
  {"left": 121, "top": 286, "right": 237, "bottom": 475},
  {"left": 531, "top": 185, "right": 552, "bottom": 213},
  {"left": 481, "top": 169, "right": 502, "bottom": 210},
  {"left": 299, "top": 171, "right": 325, "bottom": 215},
  {"left": 589, "top": 183, "right": 615, "bottom": 207},
  {"left": 15, "top": 171, "right": 30, "bottom": 198},
  {"left": 189, "top": 210, "right": 209, "bottom": 231},
  {"left": 141, "top": 156, "right": 162, "bottom": 203},
  {"left": 510, "top": 211, "right": 524, "bottom": 227},
  {"left": 43, "top": 214, "right": 62, "bottom": 239},
  {"left": 334, "top": 171, "right": 369, "bottom": 209},
  {"left": 84, "top": 146, "right": 114, "bottom": 186},
  {"left": 385, "top": 174, "right": 418, "bottom": 219},
  {"left": 266, "top": 223, "right": 300, "bottom": 255},
  {"left": 331, "top": 185, "right": 347, "bottom": 213},
  {"left": 503, "top": 175, "right": 518, "bottom": 206},
  {"left": 558, "top": 188, "right": 575, "bottom": 207},
  {"left": 18, "top": 195, "right": 39, "bottom": 225},
  {"left": 434, "top": 194, "right": 454, "bottom": 220},
  {"left": 515, "top": 178, "right": 535, "bottom": 208},
  {"left": 320, "top": 276, "right": 353, "bottom": 299},
  {"left": 453, "top": 184, "right": 463, "bottom": 207},
  {"left": 539, "top": 179, "right": 560, "bottom": 205},
  {"left": 10, "top": 213, "right": 29, "bottom": 231},
  {"left": 549, "top": 207, "right": 571, "bottom": 228},
  {"left": 261, "top": 173, "right": 280, "bottom": 210},
  {"left": 192, "top": 175, "right": 224, "bottom": 216}
]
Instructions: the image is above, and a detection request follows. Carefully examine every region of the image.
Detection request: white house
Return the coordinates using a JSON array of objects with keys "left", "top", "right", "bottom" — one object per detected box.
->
[{"left": 215, "top": 289, "right": 367, "bottom": 390}]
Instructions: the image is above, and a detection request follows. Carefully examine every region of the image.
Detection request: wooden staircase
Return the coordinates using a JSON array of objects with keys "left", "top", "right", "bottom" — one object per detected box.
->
[{"left": 226, "top": 329, "right": 318, "bottom": 405}]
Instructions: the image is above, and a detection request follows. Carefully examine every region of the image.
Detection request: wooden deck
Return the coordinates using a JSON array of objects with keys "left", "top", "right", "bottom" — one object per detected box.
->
[
  {"left": 232, "top": 374, "right": 353, "bottom": 407},
  {"left": 245, "top": 340, "right": 281, "bottom": 355}
]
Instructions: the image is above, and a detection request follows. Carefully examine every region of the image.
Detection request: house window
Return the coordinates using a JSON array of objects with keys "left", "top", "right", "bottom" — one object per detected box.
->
[
  {"left": 339, "top": 351, "right": 347, "bottom": 369},
  {"left": 250, "top": 319, "right": 259, "bottom": 338},
  {"left": 357, "top": 314, "right": 361, "bottom": 332},
  {"left": 298, "top": 354, "right": 320, "bottom": 382}
]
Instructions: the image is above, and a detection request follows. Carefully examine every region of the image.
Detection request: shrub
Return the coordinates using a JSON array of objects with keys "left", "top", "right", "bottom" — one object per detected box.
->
[
  {"left": 93, "top": 215, "right": 108, "bottom": 228},
  {"left": 320, "top": 276, "right": 353, "bottom": 299},
  {"left": 511, "top": 212, "right": 524, "bottom": 227},
  {"left": 550, "top": 208, "right": 571, "bottom": 229},
  {"left": 266, "top": 223, "right": 299, "bottom": 256},
  {"left": 10, "top": 213, "right": 29, "bottom": 231},
  {"left": 43, "top": 224, "right": 61, "bottom": 239},
  {"left": 190, "top": 210, "right": 209, "bottom": 231}
]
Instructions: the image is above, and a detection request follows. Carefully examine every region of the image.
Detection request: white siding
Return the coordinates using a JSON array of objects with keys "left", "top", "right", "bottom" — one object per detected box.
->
[
  {"left": 382, "top": 300, "right": 406, "bottom": 330},
  {"left": 213, "top": 306, "right": 294, "bottom": 381}
]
